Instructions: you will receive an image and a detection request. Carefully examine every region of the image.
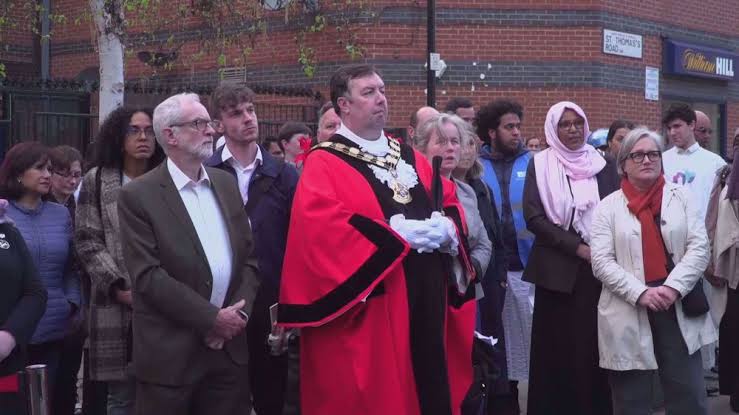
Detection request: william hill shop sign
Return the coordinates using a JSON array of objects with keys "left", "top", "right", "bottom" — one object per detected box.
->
[{"left": 664, "top": 40, "right": 737, "bottom": 81}]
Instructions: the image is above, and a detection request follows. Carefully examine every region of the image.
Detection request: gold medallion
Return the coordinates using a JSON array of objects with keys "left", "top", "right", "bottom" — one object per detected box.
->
[{"left": 392, "top": 180, "right": 412, "bottom": 204}]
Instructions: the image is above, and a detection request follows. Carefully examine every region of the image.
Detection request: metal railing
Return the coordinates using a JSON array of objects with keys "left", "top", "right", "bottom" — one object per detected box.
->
[{"left": 32, "top": 112, "right": 98, "bottom": 155}]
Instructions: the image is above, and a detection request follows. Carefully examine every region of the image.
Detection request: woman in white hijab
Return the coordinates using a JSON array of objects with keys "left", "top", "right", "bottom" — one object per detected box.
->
[{"left": 522, "top": 101, "right": 619, "bottom": 414}]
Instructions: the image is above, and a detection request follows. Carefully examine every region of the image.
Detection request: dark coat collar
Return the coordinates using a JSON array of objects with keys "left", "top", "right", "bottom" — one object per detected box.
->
[{"left": 204, "top": 143, "right": 282, "bottom": 178}]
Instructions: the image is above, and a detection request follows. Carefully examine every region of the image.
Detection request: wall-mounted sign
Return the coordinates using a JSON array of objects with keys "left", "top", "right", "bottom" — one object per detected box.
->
[
  {"left": 645, "top": 67, "right": 659, "bottom": 101},
  {"left": 603, "top": 29, "right": 643, "bottom": 59},
  {"left": 663, "top": 39, "right": 736, "bottom": 81}
]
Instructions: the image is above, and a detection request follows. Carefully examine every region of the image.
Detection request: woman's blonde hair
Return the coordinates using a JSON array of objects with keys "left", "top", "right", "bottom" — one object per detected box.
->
[{"left": 414, "top": 113, "right": 483, "bottom": 179}]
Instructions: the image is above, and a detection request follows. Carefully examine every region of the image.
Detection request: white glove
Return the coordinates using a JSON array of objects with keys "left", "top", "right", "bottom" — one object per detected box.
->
[
  {"left": 390, "top": 214, "right": 443, "bottom": 253},
  {"left": 427, "top": 211, "right": 459, "bottom": 255},
  {"left": 0, "top": 331, "right": 16, "bottom": 362}
]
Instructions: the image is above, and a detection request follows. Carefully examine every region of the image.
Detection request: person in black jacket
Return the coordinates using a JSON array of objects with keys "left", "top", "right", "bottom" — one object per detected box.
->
[
  {"left": 0, "top": 198, "right": 48, "bottom": 415},
  {"left": 205, "top": 84, "right": 299, "bottom": 415}
]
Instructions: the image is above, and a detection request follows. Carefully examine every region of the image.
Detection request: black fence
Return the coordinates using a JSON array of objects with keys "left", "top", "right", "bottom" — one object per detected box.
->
[
  {"left": 0, "top": 85, "right": 324, "bottom": 158},
  {"left": 257, "top": 102, "right": 320, "bottom": 140},
  {"left": 32, "top": 112, "right": 98, "bottom": 155},
  {"left": 0, "top": 119, "right": 9, "bottom": 160},
  {"left": 1, "top": 89, "right": 93, "bottom": 156}
]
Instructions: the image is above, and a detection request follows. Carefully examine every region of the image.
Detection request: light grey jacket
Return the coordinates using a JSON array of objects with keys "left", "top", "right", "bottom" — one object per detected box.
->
[
  {"left": 455, "top": 179, "right": 492, "bottom": 278},
  {"left": 590, "top": 183, "right": 717, "bottom": 371}
]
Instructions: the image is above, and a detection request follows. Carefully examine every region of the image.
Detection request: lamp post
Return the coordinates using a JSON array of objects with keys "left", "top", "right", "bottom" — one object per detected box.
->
[{"left": 426, "top": 0, "right": 436, "bottom": 107}]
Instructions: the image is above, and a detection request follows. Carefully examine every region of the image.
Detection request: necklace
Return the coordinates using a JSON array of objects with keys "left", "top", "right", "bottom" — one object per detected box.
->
[{"left": 315, "top": 138, "right": 413, "bottom": 204}]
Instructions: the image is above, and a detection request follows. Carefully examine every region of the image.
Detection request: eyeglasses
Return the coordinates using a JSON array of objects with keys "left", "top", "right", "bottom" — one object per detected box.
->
[
  {"left": 627, "top": 151, "right": 662, "bottom": 163},
  {"left": 557, "top": 120, "right": 585, "bottom": 130},
  {"left": 53, "top": 170, "right": 82, "bottom": 179},
  {"left": 696, "top": 127, "right": 713, "bottom": 135},
  {"left": 126, "top": 126, "right": 156, "bottom": 138},
  {"left": 169, "top": 119, "right": 216, "bottom": 132}
]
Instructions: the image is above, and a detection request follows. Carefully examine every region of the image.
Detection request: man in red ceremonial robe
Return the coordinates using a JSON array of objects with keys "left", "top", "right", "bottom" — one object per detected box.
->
[{"left": 277, "top": 64, "right": 477, "bottom": 415}]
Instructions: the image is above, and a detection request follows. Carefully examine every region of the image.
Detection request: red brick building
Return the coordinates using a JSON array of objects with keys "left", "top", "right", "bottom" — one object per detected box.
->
[{"left": 2, "top": 0, "right": 738, "bottom": 155}]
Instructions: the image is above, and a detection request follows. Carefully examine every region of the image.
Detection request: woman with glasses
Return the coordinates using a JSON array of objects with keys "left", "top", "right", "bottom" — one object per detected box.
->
[
  {"left": 590, "top": 128, "right": 717, "bottom": 415},
  {"left": 415, "top": 113, "right": 492, "bottom": 287},
  {"left": 523, "top": 101, "right": 618, "bottom": 414},
  {"left": 0, "top": 142, "right": 80, "bottom": 407},
  {"left": 48, "top": 145, "right": 83, "bottom": 220},
  {"left": 46, "top": 144, "right": 86, "bottom": 415},
  {"left": 75, "top": 107, "right": 164, "bottom": 415}
]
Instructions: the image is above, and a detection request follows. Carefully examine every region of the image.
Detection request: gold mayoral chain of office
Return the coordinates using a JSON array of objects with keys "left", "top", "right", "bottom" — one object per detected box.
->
[{"left": 315, "top": 137, "right": 414, "bottom": 204}]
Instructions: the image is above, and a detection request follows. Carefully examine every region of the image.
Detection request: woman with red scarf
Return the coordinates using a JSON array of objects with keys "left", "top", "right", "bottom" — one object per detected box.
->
[{"left": 590, "top": 128, "right": 717, "bottom": 415}]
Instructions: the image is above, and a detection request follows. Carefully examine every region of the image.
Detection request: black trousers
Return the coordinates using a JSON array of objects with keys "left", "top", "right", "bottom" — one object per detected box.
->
[
  {"left": 0, "top": 392, "right": 26, "bottom": 415},
  {"left": 53, "top": 328, "right": 84, "bottom": 415},
  {"left": 247, "top": 284, "right": 288, "bottom": 415},
  {"left": 81, "top": 349, "right": 108, "bottom": 415}
]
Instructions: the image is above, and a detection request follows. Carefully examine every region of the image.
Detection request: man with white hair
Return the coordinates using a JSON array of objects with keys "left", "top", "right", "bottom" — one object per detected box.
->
[{"left": 118, "top": 93, "right": 260, "bottom": 415}]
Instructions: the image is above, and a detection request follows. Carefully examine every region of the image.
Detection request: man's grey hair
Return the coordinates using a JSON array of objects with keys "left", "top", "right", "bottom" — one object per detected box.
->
[
  {"left": 153, "top": 93, "right": 201, "bottom": 152},
  {"left": 617, "top": 126, "right": 664, "bottom": 176},
  {"left": 413, "top": 113, "right": 473, "bottom": 152}
]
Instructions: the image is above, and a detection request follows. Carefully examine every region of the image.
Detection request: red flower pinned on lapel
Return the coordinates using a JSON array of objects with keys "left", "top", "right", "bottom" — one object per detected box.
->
[{"left": 294, "top": 135, "right": 313, "bottom": 164}]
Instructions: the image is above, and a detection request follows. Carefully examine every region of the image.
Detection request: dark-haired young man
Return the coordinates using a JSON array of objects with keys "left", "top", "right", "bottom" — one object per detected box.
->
[
  {"left": 277, "top": 64, "right": 476, "bottom": 415},
  {"left": 477, "top": 98, "right": 534, "bottom": 414},
  {"left": 662, "top": 103, "right": 726, "bottom": 393},
  {"left": 663, "top": 103, "right": 725, "bottom": 231},
  {"left": 445, "top": 97, "right": 475, "bottom": 124},
  {"left": 204, "top": 84, "right": 299, "bottom": 415}
]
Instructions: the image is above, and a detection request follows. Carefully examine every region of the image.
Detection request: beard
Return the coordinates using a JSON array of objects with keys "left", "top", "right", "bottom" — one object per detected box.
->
[{"left": 183, "top": 139, "right": 213, "bottom": 161}]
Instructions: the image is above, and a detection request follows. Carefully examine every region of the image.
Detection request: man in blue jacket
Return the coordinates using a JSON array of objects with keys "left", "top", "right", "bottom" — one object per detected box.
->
[
  {"left": 205, "top": 85, "right": 299, "bottom": 415},
  {"left": 477, "top": 99, "right": 534, "bottom": 415}
]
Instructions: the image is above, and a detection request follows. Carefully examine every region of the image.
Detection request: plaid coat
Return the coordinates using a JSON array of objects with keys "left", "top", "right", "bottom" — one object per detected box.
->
[{"left": 75, "top": 167, "right": 132, "bottom": 381}]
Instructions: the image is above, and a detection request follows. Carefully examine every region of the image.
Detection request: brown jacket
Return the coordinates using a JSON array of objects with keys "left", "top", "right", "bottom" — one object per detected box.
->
[
  {"left": 118, "top": 163, "right": 259, "bottom": 386},
  {"left": 522, "top": 155, "right": 620, "bottom": 293}
]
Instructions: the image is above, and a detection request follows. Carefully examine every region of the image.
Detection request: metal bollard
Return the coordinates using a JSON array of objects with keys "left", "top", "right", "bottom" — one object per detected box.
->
[{"left": 24, "top": 364, "right": 50, "bottom": 415}]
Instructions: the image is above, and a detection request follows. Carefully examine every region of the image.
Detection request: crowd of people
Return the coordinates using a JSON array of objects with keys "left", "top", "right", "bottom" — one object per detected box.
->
[{"left": 0, "top": 63, "right": 738, "bottom": 415}]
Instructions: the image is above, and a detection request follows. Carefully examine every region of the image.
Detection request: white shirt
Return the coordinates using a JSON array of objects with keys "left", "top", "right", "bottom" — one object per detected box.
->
[
  {"left": 222, "top": 143, "right": 263, "bottom": 204},
  {"left": 167, "top": 159, "right": 233, "bottom": 308},
  {"left": 336, "top": 123, "right": 390, "bottom": 156},
  {"left": 663, "top": 142, "right": 726, "bottom": 219},
  {"left": 122, "top": 174, "right": 133, "bottom": 186},
  {"left": 216, "top": 135, "right": 226, "bottom": 150}
]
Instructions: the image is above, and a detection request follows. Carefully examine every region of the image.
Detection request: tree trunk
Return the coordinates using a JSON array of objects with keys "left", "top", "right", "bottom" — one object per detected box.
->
[{"left": 90, "top": 0, "right": 124, "bottom": 122}]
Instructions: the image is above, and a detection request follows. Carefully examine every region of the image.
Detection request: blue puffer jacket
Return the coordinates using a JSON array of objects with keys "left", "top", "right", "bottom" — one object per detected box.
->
[{"left": 7, "top": 200, "right": 80, "bottom": 344}]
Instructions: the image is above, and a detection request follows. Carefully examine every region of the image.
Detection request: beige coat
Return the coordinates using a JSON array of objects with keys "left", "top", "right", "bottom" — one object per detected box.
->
[{"left": 590, "top": 183, "right": 717, "bottom": 371}]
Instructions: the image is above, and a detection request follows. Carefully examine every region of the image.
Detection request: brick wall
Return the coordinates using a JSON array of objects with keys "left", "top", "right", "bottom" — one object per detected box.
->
[{"left": 17, "top": 0, "right": 739, "bottom": 152}]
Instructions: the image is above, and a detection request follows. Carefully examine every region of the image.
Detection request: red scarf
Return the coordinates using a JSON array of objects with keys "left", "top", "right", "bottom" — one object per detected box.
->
[{"left": 621, "top": 176, "right": 668, "bottom": 283}]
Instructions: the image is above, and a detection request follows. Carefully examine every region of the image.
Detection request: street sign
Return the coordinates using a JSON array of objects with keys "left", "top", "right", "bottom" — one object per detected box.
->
[
  {"left": 430, "top": 53, "right": 441, "bottom": 71},
  {"left": 645, "top": 66, "right": 659, "bottom": 101},
  {"left": 603, "top": 29, "right": 643, "bottom": 59}
]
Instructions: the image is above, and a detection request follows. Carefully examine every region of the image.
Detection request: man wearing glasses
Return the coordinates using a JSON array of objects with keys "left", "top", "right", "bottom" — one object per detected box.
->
[{"left": 117, "top": 93, "right": 260, "bottom": 415}]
